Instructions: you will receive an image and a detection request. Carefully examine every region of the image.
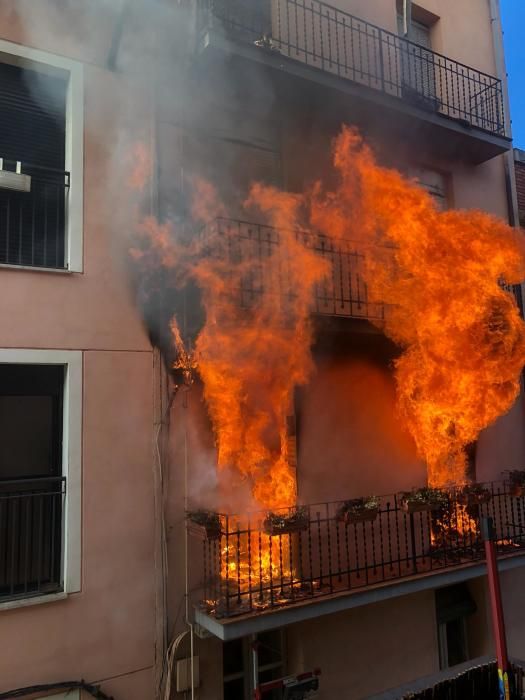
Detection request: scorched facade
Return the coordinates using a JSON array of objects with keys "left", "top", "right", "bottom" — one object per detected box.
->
[{"left": 0, "top": 1, "right": 525, "bottom": 700}]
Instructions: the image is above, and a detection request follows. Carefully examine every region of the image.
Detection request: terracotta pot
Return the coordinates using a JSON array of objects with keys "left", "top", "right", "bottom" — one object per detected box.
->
[
  {"left": 337, "top": 508, "right": 379, "bottom": 524},
  {"left": 263, "top": 518, "right": 309, "bottom": 536},
  {"left": 401, "top": 500, "right": 443, "bottom": 514},
  {"left": 187, "top": 522, "right": 222, "bottom": 541}
]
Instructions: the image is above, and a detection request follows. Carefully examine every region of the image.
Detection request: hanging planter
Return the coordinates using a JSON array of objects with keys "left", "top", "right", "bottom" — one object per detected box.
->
[
  {"left": 400, "top": 487, "right": 448, "bottom": 514},
  {"left": 506, "top": 470, "right": 525, "bottom": 498},
  {"left": 263, "top": 506, "right": 309, "bottom": 536},
  {"left": 456, "top": 484, "right": 492, "bottom": 507},
  {"left": 187, "top": 510, "right": 222, "bottom": 540},
  {"left": 336, "top": 496, "right": 380, "bottom": 524}
]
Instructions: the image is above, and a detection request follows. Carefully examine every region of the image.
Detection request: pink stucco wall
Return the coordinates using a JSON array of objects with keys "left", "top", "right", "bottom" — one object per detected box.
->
[{"left": 0, "top": 6, "right": 157, "bottom": 698}]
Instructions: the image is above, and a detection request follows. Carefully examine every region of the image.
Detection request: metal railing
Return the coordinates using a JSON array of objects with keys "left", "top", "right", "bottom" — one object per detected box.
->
[
  {"left": 202, "top": 217, "right": 385, "bottom": 320},
  {"left": 401, "top": 660, "right": 524, "bottom": 699},
  {"left": 0, "top": 160, "right": 70, "bottom": 269},
  {"left": 198, "top": 0, "right": 506, "bottom": 136},
  {"left": 190, "top": 479, "right": 525, "bottom": 619},
  {"left": 0, "top": 476, "right": 65, "bottom": 602}
]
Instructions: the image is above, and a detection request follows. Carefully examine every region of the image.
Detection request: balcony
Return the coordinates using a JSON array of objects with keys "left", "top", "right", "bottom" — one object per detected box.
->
[
  {"left": 0, "top": 160, "right": 70, "bottom": 270},
  {"left": 200, "top": 217, "right": 524, "bottom": 324},
  {"left": 196, "top": 0, "right": 510, "bottom": 163},
  {"left": 189, "top": 479, "right": 525, "bottom": 639},
  {"left": 201, "top": 217, "right": 385, "bottom": 322},
  {"left": 0, "top": 476, "right": 65, "bottom": 603}
]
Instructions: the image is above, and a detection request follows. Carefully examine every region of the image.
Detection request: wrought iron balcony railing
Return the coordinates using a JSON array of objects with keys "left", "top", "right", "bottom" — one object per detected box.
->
[
  {"left": 0, "top": 160, "right": 70, "bottom": 269},
  {"left": 189, "top": 478, "right": 525, "bottom": 620},
  {"left": 0, "top": 476, "right": 65, "bottom": 602},
  {"left": 398, "top": 660, "right": 524, "bottom": 700},
  {"left": 202, "top": 217, "right": 385, "bottom": 320},
  {"left": 198, "top": 0, "right": 506, "bottom": 137}
]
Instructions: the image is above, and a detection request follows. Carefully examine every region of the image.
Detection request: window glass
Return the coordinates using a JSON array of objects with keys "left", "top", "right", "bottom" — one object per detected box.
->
[{"left": 0, "top": 364, "right": 63, "bottom": 480}]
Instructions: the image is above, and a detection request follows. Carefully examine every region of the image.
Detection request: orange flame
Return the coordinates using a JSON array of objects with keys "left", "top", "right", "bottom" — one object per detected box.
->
[
  {"left": 251, "top": 127, "right": 525, "bottom": 487},
  {"left": 192, "top": 183, "right": 328, "bottom": 510},
  {"left": 132, "top": 128, "right": 525, "bottom": 496}
]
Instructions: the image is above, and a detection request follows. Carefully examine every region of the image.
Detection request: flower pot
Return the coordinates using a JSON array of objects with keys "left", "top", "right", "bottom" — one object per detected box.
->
[
  {"left": 401, "top": 500, "right": 443, "bottom": 514},
  {"left": 457, "top": 489, "right": 491, "bottom": 507},
  {"left": 263, "top": 517, "right": 309, "bottom": 536},
  {"left": 187, "top": 522, "right": 222, "bottom": 540},
  {"left": 187, "top": 511, "right": 222, "bottom": 540},
  {"left": 337, "top": 508, "right": 379, "bottom": 524}
]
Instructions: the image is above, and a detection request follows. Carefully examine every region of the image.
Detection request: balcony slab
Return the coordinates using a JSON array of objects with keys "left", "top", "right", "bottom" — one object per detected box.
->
[
  {"left": 194, "top": 550, "right": 525, "bottom": 640},
  {"left": 196, "top": 28, "right": 511, "bottom": 165}
]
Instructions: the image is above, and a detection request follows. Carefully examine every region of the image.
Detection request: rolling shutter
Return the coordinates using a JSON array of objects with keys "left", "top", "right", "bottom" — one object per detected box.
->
[{"left": 0, "top": 61, "right": 66, "bottom": 169}]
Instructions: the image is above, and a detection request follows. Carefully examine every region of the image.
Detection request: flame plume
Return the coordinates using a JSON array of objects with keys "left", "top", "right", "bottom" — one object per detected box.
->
[
  {"left": 259, "top": 127, "right": 525, "bottom": 487},
  {"left": 192, "top": 184, "right": 328, "bottom": 510},
  {"left": 132, "top": 179, "right": 328, "bottom": 511}
]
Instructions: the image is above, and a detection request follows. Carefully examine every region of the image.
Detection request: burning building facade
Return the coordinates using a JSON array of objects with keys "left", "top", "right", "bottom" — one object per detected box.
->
[{"left": 2, "top": 1, "right": 525, "bottom": 700}]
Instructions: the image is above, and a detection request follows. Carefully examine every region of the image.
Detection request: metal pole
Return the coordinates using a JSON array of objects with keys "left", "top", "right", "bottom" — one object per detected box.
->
[{"left": 482, "top": 516, "right": 511, "bottom": 700}]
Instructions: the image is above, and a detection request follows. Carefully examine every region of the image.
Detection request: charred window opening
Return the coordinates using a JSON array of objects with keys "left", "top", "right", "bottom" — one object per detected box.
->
[
  {"left": 436, "top": 583, "right": 477, "bottom": 669},
  {"left": 0, "top": 61, "right": 68, "bottom": 269},
  {"left": 0, "top": 364, "right": 65, "bottom": 601}
]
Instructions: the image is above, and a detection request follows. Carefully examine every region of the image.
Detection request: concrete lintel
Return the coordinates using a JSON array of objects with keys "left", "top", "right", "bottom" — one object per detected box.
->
[{"left": 194, "top": 553, "right": 525, "bottom": 641}]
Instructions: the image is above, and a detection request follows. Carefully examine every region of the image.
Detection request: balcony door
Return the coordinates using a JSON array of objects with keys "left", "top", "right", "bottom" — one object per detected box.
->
[
  {"left": 0, "top": 364, "right": 65, "bottom": 601},
  {"left": 397, "top": 14, "right": 438, "bottom": 110}
]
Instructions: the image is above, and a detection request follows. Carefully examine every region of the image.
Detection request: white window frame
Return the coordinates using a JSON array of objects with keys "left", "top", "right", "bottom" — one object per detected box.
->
[
  {"left": 0, "top": 349, "right": 82, "bottom": 610},
  {"left": 0, "top": 39, "right": 84, "bottom": 272}
]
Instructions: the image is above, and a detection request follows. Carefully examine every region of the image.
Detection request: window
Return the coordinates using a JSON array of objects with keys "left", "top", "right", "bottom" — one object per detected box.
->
[
  {"left": 0, "top": 39, "right": 83, "bottom": 272},
  {"left": 406, "top": 166, "right": 449, "bottom": 210},
  {"left": 436, "top": 583, "right": 477, "bottom": 669},
  {"left": 223, "top": 630, "right": 285, "bottom": 700},
  {"left": 0, "top": 350, "right": 82, "bottom": 607}
]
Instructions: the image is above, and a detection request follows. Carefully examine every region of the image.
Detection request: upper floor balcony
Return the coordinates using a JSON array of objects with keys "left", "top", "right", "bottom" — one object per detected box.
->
[
  {"left": 195, "top": 0, "right": 511, "bottom": 164},
  {"left": 202, "top": 216, "right": 384, "bottom": 323},
  {"left": 189, "top": 475, "right": 525, "bottom": 640},
  {"left": 200, "top": 217, "right": 523, "bottom": 324}
]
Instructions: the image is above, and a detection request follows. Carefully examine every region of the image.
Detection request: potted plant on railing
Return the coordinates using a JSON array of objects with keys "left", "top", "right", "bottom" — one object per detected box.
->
[
  {"left": 400, "top": 487, "right": 448, "bottom": 514},
  {"left": 336, "top": 496, "right": 380, "bottom": 524},
  {"left": 456, "top": 483, "right": 492, "bottom": 507},
  {"left": 263, "top": 505, "right": 309, "bottom": 536},
  {"left": 506, "top": 470, "right": 525, "bottom": 498},
  {"left": 187, "top": 510, "right": 222, "bottom": 540}
]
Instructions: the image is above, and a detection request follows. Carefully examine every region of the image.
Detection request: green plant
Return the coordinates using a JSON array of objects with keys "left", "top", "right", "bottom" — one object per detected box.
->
[
  {"left": 401, "top": 487, "right": 448, "bottom": 507},
  {"left": 338, "top": 496, "right": 380, "bottom": 514},
  {"left": 264, "top": 506, "right": 309, "bottom": 533}
]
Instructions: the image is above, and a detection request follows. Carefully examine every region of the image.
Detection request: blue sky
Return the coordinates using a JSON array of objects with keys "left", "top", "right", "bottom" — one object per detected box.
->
[{"left": 501, "top": 0, "right": 525, "bottom": 148}]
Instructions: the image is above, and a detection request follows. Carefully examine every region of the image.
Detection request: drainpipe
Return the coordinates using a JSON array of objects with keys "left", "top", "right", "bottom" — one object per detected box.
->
[
  {"left": 488, "top": 0, "right": 519, "bottom": 227},
  {"left": 402, "top": 0, "right": 412, "bottom": 39},
  {"left": 107, "top": 0, "right": 131, "bottom": 71}
]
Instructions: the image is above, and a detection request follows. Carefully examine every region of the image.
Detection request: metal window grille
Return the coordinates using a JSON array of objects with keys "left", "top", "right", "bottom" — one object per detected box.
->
[
  {"left": 0, "top": 476, "right": 66, "bottom": 601},
  {"left": 0, "top": 160, "right": 70, "bottom": 269}
]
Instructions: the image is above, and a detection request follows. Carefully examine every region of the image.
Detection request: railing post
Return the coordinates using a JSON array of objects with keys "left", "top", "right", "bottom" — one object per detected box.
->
[
  {"left": 482, "top": 516, "right": 511, "bottom": 700},
  {"left": 378, "top": 28, "right": 385, "bottom": 92},
  {"left": 409, "top": 512, "right": 418, "bottom": 573}
]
